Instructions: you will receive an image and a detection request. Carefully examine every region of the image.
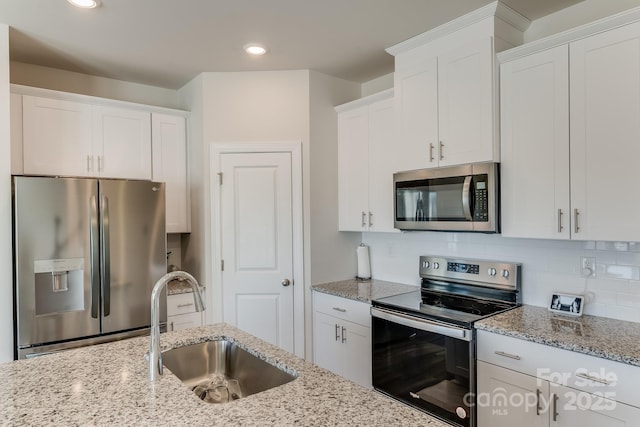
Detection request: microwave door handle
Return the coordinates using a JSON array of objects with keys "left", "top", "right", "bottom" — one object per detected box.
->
[{"left": 462, "top": 176, "right": 473, "bottom": 221}]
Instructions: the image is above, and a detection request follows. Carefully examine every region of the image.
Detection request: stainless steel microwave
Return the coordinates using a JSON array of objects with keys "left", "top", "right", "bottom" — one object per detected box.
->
[{"left": 393, "top": 162, "right": 499, "bottom": 233}]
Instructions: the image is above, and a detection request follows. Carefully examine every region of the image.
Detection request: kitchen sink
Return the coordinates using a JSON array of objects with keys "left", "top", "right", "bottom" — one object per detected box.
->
[{"left": 161, "top": 339, "right": 296, "bottom": 403}]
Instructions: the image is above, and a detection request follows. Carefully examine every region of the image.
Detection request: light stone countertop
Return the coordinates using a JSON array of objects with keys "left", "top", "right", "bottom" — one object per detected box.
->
[
  {"left": 0, "top": 323, "right": 446, "bottom": 426},
  {"left": 166, "top": 278, "right": 196, "bottom": 295},
  {"left": 312, "top": 278, "right": 418, "bottom": 303},
  {"left": 475, "top": 305, "right": 640, "bottom": 367}
]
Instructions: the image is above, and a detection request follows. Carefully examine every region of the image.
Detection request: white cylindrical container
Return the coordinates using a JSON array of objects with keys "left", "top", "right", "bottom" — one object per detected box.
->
[{"left": 356, "top": 243, "right": 371, "bottom": 280}]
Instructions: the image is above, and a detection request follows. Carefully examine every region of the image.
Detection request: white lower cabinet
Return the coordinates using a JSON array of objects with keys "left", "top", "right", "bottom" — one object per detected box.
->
[
  {"left": 167, "top": 292, "right": 203, "bottom": 332},
  {"left": 477, "top": 330, "right": 640, "bottom": 427},
  {"left": 312, "top": 291, "right": 371, "bottom": 388}
]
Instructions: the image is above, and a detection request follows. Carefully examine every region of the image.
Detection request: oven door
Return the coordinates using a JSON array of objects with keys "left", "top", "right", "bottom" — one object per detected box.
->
[{"left": 371, "top": 307, "right": 475, "bottom": 427}]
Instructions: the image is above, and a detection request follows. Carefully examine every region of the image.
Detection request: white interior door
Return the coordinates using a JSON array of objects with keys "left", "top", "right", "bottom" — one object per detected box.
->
[{"left": 219, "top": 151, "right": 294, "bottom": 352}]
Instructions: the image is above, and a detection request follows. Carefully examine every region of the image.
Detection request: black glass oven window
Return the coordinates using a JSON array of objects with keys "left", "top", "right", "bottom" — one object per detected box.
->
[{"left": 372, "top": 316, "right": 471, "bottom": 427}]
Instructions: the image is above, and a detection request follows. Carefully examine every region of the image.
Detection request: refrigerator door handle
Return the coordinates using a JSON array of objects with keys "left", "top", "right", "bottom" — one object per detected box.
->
[
  {"left": 90, "top": 195, "right": 100, "bottom": 319},
  {"left": 101, "top": 195, "right": 111, "bottom": 317}
]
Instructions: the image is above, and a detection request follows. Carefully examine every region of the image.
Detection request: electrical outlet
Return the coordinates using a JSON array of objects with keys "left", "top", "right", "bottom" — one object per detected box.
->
[{"left": 581, "top": 257, "right": 596, "bottom": 277}]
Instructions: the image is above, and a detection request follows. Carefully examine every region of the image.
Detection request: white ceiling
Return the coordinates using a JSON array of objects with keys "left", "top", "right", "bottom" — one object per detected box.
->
[{"left": 0, "top": 0, "right": 584, "bottom": 90}]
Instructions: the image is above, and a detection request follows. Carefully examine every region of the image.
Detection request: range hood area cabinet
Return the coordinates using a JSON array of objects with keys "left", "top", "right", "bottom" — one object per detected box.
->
[
  {"left": 336, "top": 89, "right": 397, "bottom": 232},
  {"left": 10, "top": 85, "right": 191, "bottom": 233},
  {"left": 500, "top": 12, "right": 640, "bottom": 242},
  {"left": 386, "top": 1, "right": 529, "bottom": 173}
]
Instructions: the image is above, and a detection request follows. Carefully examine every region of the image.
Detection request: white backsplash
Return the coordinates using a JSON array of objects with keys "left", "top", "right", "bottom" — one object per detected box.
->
[{"left": 362, "top": 232, "right": 640, "bottom": 323}]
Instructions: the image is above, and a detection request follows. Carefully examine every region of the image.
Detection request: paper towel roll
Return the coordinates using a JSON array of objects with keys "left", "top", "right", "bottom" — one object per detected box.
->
[{"left": 356, "top": 244, "right": 371, "bottom": 280}]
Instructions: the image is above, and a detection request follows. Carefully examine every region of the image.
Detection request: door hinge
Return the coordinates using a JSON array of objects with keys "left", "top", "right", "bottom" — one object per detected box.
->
[
  {"left": 221, "top": 259, "right": 224, "bottom": 271},
  {"left": 217, "top": 172, "right": 223, "bottom": 185}
]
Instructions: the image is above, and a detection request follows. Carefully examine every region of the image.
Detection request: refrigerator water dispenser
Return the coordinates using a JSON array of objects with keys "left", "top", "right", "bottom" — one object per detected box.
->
[{"left": 34, "top": 258, "right": 85, "bottom": 316}]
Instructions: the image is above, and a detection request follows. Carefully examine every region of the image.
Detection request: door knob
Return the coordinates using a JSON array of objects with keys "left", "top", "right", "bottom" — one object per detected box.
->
[{"left": 281, "top": 278, "right": 291, "bottom": 287}]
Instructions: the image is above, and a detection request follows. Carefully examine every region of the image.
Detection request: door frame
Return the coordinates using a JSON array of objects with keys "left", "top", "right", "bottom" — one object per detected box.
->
[{"left": 210, "top": 141, "right": 304, "bottom": 357}]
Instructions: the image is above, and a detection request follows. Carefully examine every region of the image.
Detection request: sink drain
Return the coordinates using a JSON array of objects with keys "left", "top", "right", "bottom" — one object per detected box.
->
[{"left": 192, "top": 376, "right": 242, "bottom": 403}]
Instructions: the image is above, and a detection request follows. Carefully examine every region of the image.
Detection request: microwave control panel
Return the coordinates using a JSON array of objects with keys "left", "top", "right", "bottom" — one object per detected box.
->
[{"left": 473, "top": 175, "right": 489, "bottom": 221}]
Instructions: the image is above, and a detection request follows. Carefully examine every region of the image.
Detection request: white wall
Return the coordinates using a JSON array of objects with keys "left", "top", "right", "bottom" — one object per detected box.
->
[
  {"left": 361, "top": 73, "right": 393, "bottom": 96},
  {"left": 0, "top": 24, "right": 13, "bottom": 362},
  {"left": 525, "top": 0, "right": 640, "bottom": 42},
  {"left": 363, "top": 232, "right": 640, "bottom": 323},
  {"left": 10, "top": 61, "right": 180, "bottom": 109}
]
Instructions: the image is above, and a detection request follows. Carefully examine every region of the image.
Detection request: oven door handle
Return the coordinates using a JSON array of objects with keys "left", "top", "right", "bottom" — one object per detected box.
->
[{"left": 371, "top": 307, "right": 471, "bottom": 342}]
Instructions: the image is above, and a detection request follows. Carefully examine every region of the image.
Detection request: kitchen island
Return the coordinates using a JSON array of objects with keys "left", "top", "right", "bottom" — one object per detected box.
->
[{"left": 0, "top": 323, "right": 446, "bottom": 426}]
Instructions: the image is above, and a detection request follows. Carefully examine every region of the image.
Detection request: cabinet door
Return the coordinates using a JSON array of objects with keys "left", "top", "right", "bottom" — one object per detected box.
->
[
  {"left": 152, "top": 113, "right": 190, "bottom": 233},
  {"left": 22, "top": 95, "right": 93, "bottom": 177},
  {"left": 367, "top": 97, "right": 396, "bottom": 232},
  {"left": 570, "top": 21, "right": 640, "bottom": 241},
  {"left": 313, "top": 311, "right": 343, "bottom": 376},
  {"left": 168, "top": 312, "right": 202, "bottom": 331},
  {"left": 394, "top": 57, "right": 438, "bottom": 170},
  {"left": 438, "top": 37, "right": 495, "bottom": 166},
  {"left": 93, "top": 105, "right": 151, "bottom": 179},
  {"left": 477, "top": 361, "right": 549, "bottom": 427},
  {"left": 342, "top": 320, "right": 372, "bottom": 388},
  {"left": 552, "top": 385, "right": 640, "bottom": 427},
  {"left": 338, "top": 106, "right": 369, "bottom": 231},
  {"left": 500, "top": 45, "right": 570, "bottom": 239}
]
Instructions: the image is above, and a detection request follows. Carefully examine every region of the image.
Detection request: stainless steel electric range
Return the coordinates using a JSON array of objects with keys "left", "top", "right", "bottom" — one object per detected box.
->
[{"left": 371, "top": 256, "right": 521, "bottom": 427}]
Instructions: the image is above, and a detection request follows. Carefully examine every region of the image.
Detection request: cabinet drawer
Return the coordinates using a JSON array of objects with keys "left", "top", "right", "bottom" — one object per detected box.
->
[
  {"left": 477, "top": 330, "right": 640, "bottom": 408},
  {"left": 168, "top": 312, "right": 202, "bottom": 332},
  {"left": 167, "top": 292, "right": 199, "bottom": 316},
  {"left": 313, "top": 291, "right": 370, "bottom": 327}
]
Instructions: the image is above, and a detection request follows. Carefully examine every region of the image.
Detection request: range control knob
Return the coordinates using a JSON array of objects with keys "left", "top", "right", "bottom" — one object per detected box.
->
[
  {"left": 502, "top": 269, "right": 510, "bottom": 278},
  {"left": 433, "top": 262, "right": 440, "bottom": 270},
  {"left": 488, "top": 268, "right": 497, "bottom": 276},
  {"left": 422, "top": 260, "right": 430, "bottom": 269}
]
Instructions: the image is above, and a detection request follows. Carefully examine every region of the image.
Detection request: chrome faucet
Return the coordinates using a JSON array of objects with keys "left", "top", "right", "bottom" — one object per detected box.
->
[{"left": 148, "top": 271, "right": 205, "bottom": 381}]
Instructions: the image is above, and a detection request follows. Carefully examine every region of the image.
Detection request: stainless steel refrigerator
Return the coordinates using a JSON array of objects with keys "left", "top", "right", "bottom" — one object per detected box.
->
[{"left": 13, "top": 176, "right": 167, "bottom": 359}]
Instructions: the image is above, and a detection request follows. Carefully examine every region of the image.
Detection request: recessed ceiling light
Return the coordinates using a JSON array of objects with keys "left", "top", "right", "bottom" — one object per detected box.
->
[
  {"left": 244, "top": 44, "right": 268, "bottom": 56},
  {"left": 67, "top": 0, "right": 101, "bottom": 8}
]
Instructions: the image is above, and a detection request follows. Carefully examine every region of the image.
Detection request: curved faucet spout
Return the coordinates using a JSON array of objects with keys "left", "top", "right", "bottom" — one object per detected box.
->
[{"left": 148, "top": 271, "right": 205, "bottom": 381}]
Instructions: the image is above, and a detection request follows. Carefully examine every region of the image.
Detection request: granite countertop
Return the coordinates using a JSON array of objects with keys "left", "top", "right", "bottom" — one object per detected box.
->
[
  {"left": 312, "top": 278, "right": 418, "bottom": 303},
  {"left": 0, "top": 324, "right": 446, "bottom": 426},
  {"left": 167, "top": 278, "right": 196, "bottom": 295},
  {"left": 476, "top": 305, "right": 640, "bottom": 367}
]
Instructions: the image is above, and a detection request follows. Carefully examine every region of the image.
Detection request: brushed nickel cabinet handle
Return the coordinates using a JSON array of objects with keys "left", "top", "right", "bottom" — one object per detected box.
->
[
  {"left": 558, "top": 209, "right": 564, "bottom": 233},
  {"left": 495, "top": 350, "right": 521, "bottom": 360},
  {"left": 332, "top": 307, "right": 346, "bottom": 313},
  {"left": 439, "top": 141, "right": 444, "bottom": 160},
  {"left": 341, "top": 326, "right": 347, "bottom": 343},
  {"left": 429, "top": 143, "right": 435, "bottom": 162},
  {"left": 552, "top": 394, "right": 559, "bottom": 421},
  {"left": 335, "top": 324, "right": 340, "bottom": 341},
  {"left": 361, "top": 211, "right": 366, "bottom": 227},
  {"left": 536, "top": 389, "right": 541, "bottom": 415},
  {"left": 576, "top": 372, "right": 612, "bottom": 385},
  {"left": 368, "top": 212, "right": 373, "bottom": 227},
  {"left": 574, "top": 209, "right": 580, "bottom": 233}
]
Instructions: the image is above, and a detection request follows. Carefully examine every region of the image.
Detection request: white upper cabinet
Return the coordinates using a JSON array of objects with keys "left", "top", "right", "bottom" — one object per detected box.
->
[
  {"left": 437, "top": 37, "right": 495, "bottom": 166},
  {"left": 152, "top": 113, "right": 190, "bottom": 233},
  {"left": 394, "top": 38, "right": 495, "bottom": 170},
  {"left": 569, "top": 20, "right": 640, "bottom": 242},
  {"left": 500, "top": 45, "right": 570, "bottom": 239},
  {"left": 22, "top": 95, "right": 93, "bottom": 177},
  {"left": 93, "top": 105, "right": 151, "bottom": 180},
  {"left": 337, "top": 90, "right": 397, "bottom": 232},
  {"left": 388, "top": 3, "right": 528, "bottom": 172},
  {"left": 22, "top": 94, "right": 152, "bottom": 179},
  {"left": 500, "top": 13, "right": 640, "bottom": 242},
  {"left": 394, "top": 57, "right": 438, "bottom": 171}
]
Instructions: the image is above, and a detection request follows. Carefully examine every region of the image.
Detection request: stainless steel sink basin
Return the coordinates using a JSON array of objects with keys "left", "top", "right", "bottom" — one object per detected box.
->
[{"left": 162, "top": 339, "right": 296, "bottom": 403}]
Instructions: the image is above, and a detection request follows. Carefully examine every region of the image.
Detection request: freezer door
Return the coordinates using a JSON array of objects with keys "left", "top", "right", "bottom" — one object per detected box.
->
[
  {"left": 13, "top": 176, "right": 101, "bottom": 348},
  {"left": 99, "top": 180, "right": 166, "bottom": 333}
]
